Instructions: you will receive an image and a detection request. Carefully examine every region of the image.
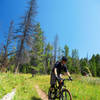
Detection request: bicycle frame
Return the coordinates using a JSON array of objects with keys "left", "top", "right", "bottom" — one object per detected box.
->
[
  {"left": 48, "top": 78, "right": 72, "bottom": 100},
  {"left": 54, "top": 79, "right": 67, "bottom": 98}
]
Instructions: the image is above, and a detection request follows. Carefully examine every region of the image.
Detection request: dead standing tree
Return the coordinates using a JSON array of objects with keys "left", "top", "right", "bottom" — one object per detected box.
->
[
  {"left": 14, "top": 0, "right": 37, "bottom": 73},
  {"left": 53, "top": 34, "right": 58, "bottom": 64},
  {"left": 0, "top": 21, "right": 15, "bottom": 72}
]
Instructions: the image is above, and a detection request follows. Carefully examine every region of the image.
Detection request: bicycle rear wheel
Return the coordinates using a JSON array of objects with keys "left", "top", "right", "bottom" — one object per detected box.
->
[
  {"left": 48, "top": 87, "right": 55, "bottom": 100},
  {"left": 60, "top": 89, "right": 72, "bottom": 100}
]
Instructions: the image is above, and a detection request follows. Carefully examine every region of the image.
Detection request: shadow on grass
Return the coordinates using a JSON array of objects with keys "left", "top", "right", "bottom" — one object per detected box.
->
[{"left": 31, "top": 96, "right": 41, "bottom": 100}]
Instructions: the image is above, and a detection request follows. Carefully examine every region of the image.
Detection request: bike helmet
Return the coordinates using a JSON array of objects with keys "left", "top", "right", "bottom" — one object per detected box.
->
[{"left": 62, "top": 56, "right": 68, "bottom": 62}]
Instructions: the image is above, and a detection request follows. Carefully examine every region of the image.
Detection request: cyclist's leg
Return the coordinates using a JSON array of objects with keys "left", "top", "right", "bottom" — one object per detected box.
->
[
  {"left": 48, "top": 73, "right": 56, "bottom": 99},
  {"left": 50, "top": 84, "right": 55, "bottom": 91},
  {"left": 50, "top": 72, "right": 56, "bottom": 90}
]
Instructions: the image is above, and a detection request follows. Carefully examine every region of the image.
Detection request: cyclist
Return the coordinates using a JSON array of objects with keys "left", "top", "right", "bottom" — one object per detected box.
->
[{"left": 50, "top": 56, "right": 72, "bottom": 89}]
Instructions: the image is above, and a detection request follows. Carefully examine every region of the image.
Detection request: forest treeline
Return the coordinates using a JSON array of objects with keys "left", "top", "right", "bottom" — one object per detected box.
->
[{"left": 0, "top": 0, "right": 100, "bottom": 77}]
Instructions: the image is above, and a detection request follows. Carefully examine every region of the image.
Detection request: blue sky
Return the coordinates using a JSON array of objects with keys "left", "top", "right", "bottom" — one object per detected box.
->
[{"left": 0, "top": 0, "right": 100, "bottom": 58}]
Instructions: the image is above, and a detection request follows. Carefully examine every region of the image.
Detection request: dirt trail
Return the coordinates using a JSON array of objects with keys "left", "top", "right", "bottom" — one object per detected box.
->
[
  {"left": 1, "top": 89, "right": 16, "bottom": 100},
  {"left": 35, "top": 85, "right": 48, "bottom": 100}
]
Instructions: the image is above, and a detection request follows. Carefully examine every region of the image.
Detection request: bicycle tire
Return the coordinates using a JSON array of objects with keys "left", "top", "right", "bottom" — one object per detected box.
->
[
  {"left": 60, "top": 89, "right": 72, "bottom": 100},
  {"left": 48, "top": 88, "right": 55, "bottom": 100}
]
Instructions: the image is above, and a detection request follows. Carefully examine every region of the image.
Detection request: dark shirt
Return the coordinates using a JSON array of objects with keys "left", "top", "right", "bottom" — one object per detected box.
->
[{"left": 52, "top": 61, "right": 68, "bottom": 77}]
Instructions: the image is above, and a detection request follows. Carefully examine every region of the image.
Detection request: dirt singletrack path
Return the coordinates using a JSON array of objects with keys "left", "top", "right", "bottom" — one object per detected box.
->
[{"left": 35, "top": 85, "right": 48, "bottom": 100}]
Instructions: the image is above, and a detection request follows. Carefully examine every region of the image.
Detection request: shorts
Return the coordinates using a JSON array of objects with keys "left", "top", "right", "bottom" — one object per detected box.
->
[{"left": 50, "top": 72, "right": 57, "bottom": 86}]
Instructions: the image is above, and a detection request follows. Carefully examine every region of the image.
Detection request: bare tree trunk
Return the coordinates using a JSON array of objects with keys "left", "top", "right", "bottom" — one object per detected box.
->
[
  {"left": 0, "top": 21, "right": 14, "bottom": 72},
  {"left": 15, "top": 62, "right": 20, "bottom": 73},
  {"left": 53, "top": 34, "right": 58, "bottom": 64},
  {"left": 44, "top": 58, "right": 48, "bottom": 74},
  {"left": 14, "top": 0, "right": 37, "bottom": 73},
  {"left": 15, "top": 38, "right": 24, "bottom": 73}
]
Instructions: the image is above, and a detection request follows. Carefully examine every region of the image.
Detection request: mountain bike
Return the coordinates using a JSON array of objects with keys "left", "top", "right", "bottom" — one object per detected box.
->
[{"left": 48, "top": 78, "right": 72, "bottom": 100}]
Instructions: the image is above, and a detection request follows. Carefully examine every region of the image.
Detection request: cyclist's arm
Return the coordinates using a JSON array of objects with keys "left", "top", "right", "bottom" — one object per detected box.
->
[
  {"left": 54, "top": 68, "right": 63, "bottom": 82},
  {"left": 64, "top": 71, "right": 71, "bottom": 77},
  {"left": 65, "top": 71, "right": 72, "bottom": 81},
  {"left": 66, "top": 71, "right": 71, "bottom": 77},
  {"left": 54, "top": 68, "right": 58, "bottom": 78}
]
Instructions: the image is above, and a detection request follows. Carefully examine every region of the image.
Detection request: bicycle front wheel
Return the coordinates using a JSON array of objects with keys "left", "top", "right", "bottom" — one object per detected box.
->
[{"left": 60, "top": 89, "right": 72, "bottom": 100}]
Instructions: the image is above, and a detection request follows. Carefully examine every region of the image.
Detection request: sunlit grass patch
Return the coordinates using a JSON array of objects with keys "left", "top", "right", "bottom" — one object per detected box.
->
[
  {"left": 0, "top": 73, "right": 100, "bottom": 100},
  {"left": 35, "top": 74, "right": 100, "bottom": 100},
  {"left": 0, "top": 73, "right": 41, "bottom": 100}
]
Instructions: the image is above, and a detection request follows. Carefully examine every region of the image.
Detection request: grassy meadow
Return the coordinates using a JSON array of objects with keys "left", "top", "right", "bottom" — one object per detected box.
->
[
  {"left": 0, "top": 73, "right": 41, "bottom": 100},
  {"left": 34, "top": 74, "right": 100, "bottom": 100},
  {"left": 0, "top": 73, "right": 100, "bottom": 100}
]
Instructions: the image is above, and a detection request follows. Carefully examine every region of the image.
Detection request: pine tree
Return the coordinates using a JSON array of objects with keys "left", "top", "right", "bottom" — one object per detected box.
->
[
  {"left": 64, "top": 44, "right": 72, "bottom": 73},
  {"left": 89, "top": 55, "right": 97, "bottom": 77},
  {"left": 72, "top": 49, "right": 80, "bottom": 73},
  {"left": 44, "top": 43, "right": 53, "bottom": 74},
  {"left": 31, "top": 23, "right": 44, "bottom": 73},
  {"left": 57, "top": 46, "right": 63, "bottom": 61},
  {"left": 80, "top": 58, "right": 89, "bottom": 75},
  {"left": 64, "top": 45, "right": 69, "bottom": 58},
  {"left": 95, "top": 54, "right": 100, "bottom": 76},
  {"left": 67, "top": 56, "right": 72, "bottom": 73}
]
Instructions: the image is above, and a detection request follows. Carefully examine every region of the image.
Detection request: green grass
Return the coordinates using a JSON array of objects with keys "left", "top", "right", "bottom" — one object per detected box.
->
[
  {"left": 34, "top": 74, "right": 100, "bottom": 100},
  {"left": 0, "top": 73, "right": 100, "bottom": 100},
  {"left": 0, "top": 72, "right": 41, "bottom": 100}
]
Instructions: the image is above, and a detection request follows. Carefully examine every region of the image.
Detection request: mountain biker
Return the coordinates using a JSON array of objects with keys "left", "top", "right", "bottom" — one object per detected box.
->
[{"left": 50, "top": 56, "right": 72, "bottom": 89}]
